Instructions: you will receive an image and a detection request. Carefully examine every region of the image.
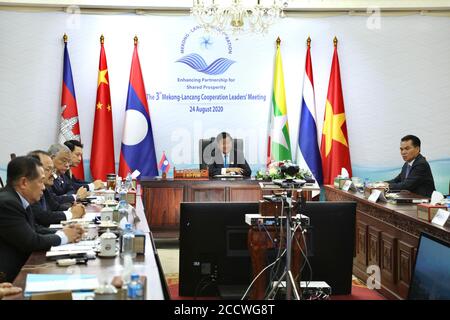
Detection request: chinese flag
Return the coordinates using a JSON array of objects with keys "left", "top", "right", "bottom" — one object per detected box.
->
[
  {"left": 90, "top": 35, "right": 115, "bottom": 181},
  {"left": 320, "top": 38, "right": 352, "bottom": 185}
]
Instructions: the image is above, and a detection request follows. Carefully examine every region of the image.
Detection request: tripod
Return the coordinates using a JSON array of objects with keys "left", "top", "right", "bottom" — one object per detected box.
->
[{"left": 266, "top": 186, "right": 303, "bottom": 300}]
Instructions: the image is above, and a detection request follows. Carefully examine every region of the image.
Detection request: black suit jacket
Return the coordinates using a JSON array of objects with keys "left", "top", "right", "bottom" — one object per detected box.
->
[
  {"left": 30, "top": 189, "right": 67, "bottom": 227},
  {"left": 208, "top": 149, "right": 252, "bottom": 177},
  {"left": 65, "top": 170, "right": 90, "bottom": 192},
  {"left": 387, "top": 154, "right": 436, "bottom": 197},
  {"left": 0, "top": 186, "right": 61, "bottom": 282},
  {"left": 49, "top": 173, "right": 76, "bottom": 204}
]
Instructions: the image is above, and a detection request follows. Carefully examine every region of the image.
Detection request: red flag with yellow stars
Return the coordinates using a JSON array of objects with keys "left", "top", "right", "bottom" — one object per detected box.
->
[
  {"left": 90, "top": 35, "right": 115, "bottom": 181},
  {"left": 320, "top": 37, "right": 352, "bottom": 185}
]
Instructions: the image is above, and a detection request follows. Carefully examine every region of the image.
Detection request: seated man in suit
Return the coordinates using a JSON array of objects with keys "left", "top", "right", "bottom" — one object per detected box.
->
[
  {"left": 28, "top": 150, "right": 85, "bottom": 227},
  {"left": 48, "top": 143, "right": 88, "bottom": 205},
  {"left": 385, "top": 135, "right": 435, "bottom": 197},
  {"left": 64, "top": 140, "right": 103, "bottom": 191},
  {"left": 207, "top": 132, "right": 251, "bottom": 177},
  {"left": 0, "top": 156, "right": 83, "bottom": 282}
]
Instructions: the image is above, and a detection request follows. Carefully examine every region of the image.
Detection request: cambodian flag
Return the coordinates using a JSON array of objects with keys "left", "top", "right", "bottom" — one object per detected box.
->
[
  {"left": 118, "top": 38, "right": 158, "bottom": 179},
  {"left": 59, "top": 36, "right": 84, "bottom": 180},
  {"left": 158, "top": 151, "right": 170, "bottom": 174},
  {"left": 296, "top": 38, "right": 323, "bottom": 185}
]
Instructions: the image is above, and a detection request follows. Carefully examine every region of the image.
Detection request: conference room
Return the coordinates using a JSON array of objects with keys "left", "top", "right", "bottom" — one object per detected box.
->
[{"left": 0, "top": 0, "right": 449, "bottom": 309}]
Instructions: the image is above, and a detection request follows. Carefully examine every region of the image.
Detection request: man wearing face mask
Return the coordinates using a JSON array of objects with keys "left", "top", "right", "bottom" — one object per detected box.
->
[
  {"left": 385, "top": 135, "right": 435, "bottom": 197},
  {"left": 207, "top": 132, "right": 251, "bottom": 178}
]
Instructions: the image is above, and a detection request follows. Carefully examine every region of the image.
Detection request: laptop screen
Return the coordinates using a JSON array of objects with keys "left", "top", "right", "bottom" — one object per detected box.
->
[{"left": 408, "top": 232, "right": 450, "bottom": 300}]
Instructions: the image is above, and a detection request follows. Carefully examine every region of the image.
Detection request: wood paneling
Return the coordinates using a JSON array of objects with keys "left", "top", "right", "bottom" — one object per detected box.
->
[
  {"left": 230, "top": 187, "right": 261, "bottom": 202},
  {"left": 325, "top": 186, "right": 449, "bottom": 300},
  {"left": 143, "top": 187, "right": 183, "bottom": 227}
]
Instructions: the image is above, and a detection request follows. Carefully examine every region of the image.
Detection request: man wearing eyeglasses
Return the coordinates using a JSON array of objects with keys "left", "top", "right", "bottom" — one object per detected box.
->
[
  {"left": 47, "top": 144, "right": 88, "bottom": 205},
  {"left": 64, "top": 140, "right": 104, "bottom": 191},
  {"left": 28, "top": 150, "right": 86, "bottom": 227}
]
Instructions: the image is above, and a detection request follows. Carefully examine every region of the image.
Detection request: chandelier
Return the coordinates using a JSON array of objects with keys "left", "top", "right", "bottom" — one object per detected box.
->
[{"left": 191, "top": 0, "right": 288, "bottom": 34}]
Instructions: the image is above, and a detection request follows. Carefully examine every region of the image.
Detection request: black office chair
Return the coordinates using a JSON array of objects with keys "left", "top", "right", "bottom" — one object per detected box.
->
[
  {"left": 198, "top": 137, "right": 243, "bottom": 170},
  {"left": 10, "top": 153, "right": 16, "bottom": 160}
]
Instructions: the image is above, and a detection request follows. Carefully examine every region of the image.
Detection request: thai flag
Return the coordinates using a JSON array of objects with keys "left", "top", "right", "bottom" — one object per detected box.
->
[
  {"left": 118, "top": 40, "right": 158, "bottom": 179},
  {"left": 158, "top": 152, "right": 170, "bottom": 174},
  {"left": 296, "top": 38, "right": 323, "bottom": 185}
]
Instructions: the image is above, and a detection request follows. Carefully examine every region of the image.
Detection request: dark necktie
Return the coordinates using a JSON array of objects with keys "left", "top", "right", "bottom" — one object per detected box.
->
[
  {"left": 40, "top": 196, "right": 47, "bottom": 211},
  {"left": 405, "top": 165, "right": 411, "bottom": 179}
]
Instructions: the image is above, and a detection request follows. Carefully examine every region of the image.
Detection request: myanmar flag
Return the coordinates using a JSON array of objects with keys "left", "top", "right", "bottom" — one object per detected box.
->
[
  {"left": 267, "top": 37, "right": 292, "bottom": 165},
  {"left": 320, "top": 38, "right": 352, "bottom": 185}
]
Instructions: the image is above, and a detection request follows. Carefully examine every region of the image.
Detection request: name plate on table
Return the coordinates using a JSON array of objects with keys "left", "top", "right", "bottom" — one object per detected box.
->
[
  {"left": 368, "top": 190, "right": 388, "bottom": 203},
  {"left": 173, "top": 167, "right": 209, "bottom": 179},
  {"left": 431, "top": 209, "right": 450, "bottom": 227},
  {"left": 417, "top": 203, "right": 447, "bottom": 222}
]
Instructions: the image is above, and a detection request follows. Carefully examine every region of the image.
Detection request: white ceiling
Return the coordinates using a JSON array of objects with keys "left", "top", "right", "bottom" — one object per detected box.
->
[{"left": 0, "top": 0, "right": 449, "bottom": 12}]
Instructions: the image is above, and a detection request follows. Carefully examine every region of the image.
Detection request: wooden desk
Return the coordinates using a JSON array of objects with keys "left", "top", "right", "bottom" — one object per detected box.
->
[
  {"left": 140, "top": 177, "right": 318, "bottom": 230},
  {"left": 324, "top": 186, "right": 450, "bottom": 299},
  {"left": 6, "top": 196, "right": 165, "bottom": 300},
  {"left": 141, "top": 178, "right": 262, "bottom": 229},
  {"left": 248, "top": 225, "right": 304, "bottom": 300}
]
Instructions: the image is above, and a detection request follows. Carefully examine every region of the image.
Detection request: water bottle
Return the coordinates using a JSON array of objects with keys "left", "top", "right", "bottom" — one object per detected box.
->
[
  {"left": 121, "top": 223, "right": 136, "bottom": 259},
  {"left": 125, "top": 173, "right": 133, "bottom": 191},
  {"left": 446, "top": 196, "right": 450, "bottom": 210},
  {"left": 127, "top": 274, "right": 144, "bottom": 300},
  {"left": 118, "top": 182, "right": 128, "bottom": 226}
]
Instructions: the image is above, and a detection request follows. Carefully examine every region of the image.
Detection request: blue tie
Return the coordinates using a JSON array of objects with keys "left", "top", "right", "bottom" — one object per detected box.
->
[
  {"left": 405, "top": 165, "right": 411, "bottom": 178},
  {"left": 223, "top": 154, "right": 228, "bottom": 168}
]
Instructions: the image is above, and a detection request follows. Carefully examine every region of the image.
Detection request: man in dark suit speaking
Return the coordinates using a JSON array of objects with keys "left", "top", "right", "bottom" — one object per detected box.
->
[
  {"left": 386, "top": 135, "right": 435, "bottom": 197},
  {"left": 207, "top": 132, "right": 251, "bottom": 177},
  {"left": 0, "top": 156, "right": 83, "bottom": 282}
]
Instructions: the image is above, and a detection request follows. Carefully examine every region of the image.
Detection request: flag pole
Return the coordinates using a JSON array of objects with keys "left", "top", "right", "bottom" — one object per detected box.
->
[
  {"left": 307, "top": 36, "right": 311, "bottom": 47},
  {"left": 134, "top": 35, "right": 138, "bottom": 45},
  {"left": 276, "top": 36, "right": 281, "bottom": 47},
  {"left": 333, "top": 36, "right": 338, "bottom": 47},
  {"left": 63, "top": 33, "right": 68, "bottom": 43},
  {"left": 100, "top": 34, "right": 104, "bottom": 44}
]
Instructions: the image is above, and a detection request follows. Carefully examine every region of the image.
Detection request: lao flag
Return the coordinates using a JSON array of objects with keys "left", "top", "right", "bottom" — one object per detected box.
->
[
  {"left": 59, "top": 37, "right": 85, "bottom": 179},
  {"left": 158, "top": 152, "right": 170, "bottom": 174},
  {"left": 296, "top": 38, "right": 323, "bottom": 185},
  {"left": 119, "top": 38, "right": 158, "bottom": 179}
]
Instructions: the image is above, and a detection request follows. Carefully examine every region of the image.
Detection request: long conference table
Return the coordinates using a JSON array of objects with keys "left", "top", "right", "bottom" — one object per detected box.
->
[
  {"left": 6, "top": 196, "right": 166, "bottom": 300},
  {"left": 324, "top": 185, "right": 450, "bottom": 300}
]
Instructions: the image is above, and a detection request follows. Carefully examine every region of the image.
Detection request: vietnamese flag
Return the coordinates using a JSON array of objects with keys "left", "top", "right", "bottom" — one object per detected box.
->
[
  {"left": 320, "top": 37, "right": 352, "bottom": 185},
  {"left": 90, "top": 35, "right": 115, "bottom": 181}
]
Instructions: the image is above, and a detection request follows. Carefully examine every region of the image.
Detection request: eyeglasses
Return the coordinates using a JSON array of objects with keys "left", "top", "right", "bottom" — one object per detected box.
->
[{"left": 44, "top": 167, "right": 57, "bottom": 174}]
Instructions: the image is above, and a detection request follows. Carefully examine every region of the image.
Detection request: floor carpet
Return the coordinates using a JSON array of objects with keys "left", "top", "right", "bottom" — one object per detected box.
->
[{"left": 157, "top": 241, "right": 386, "bottom": 300}]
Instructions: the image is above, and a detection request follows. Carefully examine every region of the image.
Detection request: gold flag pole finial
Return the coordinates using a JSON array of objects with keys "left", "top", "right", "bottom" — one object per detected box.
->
[
  {"left": 63, "top": 33, "right": 68, "bottom": 43},
  {"left": 333, "top": 36, "right": 338, "bottom": 47},
  {"left": 276, "top": 37, "right": 281, "bottom": 47},
  {"left": 100, "top": 34, "right": 104, "bottom": 44},
  {"left": 307, "top": 36, "right": 311, "bottom": 48},
  {"left": 134, "top": 35, "right": 138, "bottom": 45}
]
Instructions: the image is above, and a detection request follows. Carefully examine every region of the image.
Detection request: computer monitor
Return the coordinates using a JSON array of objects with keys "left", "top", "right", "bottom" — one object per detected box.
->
[
  {"left": 179, "top": 202, "right": 259, "bottom": 297},
  {"left": 301, "top": 201, "right": 356, "bottom": 295},
  {"left": 408, "top": 232, "right": 450, "bottom": 300}
]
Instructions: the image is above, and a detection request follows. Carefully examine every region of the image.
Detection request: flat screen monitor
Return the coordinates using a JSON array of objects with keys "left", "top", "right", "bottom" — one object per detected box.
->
[
  {"left": 408, "top": 232, "right": 450, "bottom": 300},
  {"left": 301, "top": 201, "right": 356, "bottom": 295},
  {"left": 179, "top": 202, "right": 259, "bottom": 297}
]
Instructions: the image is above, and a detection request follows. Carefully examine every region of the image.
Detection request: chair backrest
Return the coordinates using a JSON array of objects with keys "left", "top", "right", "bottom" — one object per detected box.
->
[
  {"left": 198, "top": 137, "right": 243, "bottom": 170},
  {"left": 0, "top": 176, "right": 4, "bottom": 188},
  {"left": 10, "top": 153, "right": 16, "bottom": 160}
]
